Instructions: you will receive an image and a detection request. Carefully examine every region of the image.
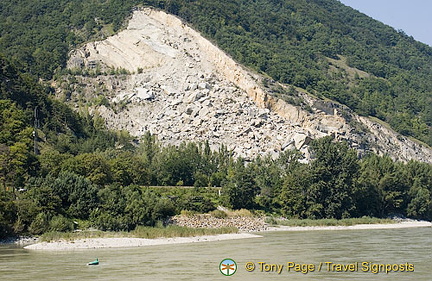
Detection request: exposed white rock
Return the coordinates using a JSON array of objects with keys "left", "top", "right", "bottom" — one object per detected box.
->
[{"left": 65, "top": 8, "right": 432, "bottom": 163}]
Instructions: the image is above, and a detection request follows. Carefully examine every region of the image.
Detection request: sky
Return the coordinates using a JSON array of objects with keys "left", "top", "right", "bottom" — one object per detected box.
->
[{"left": 338, "top": 0, "right": 432, "bottom": 46}]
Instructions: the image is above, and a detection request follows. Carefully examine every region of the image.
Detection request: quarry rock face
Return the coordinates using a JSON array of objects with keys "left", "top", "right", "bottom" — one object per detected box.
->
[{"left": 66, "top": 8, "right": 432, "bottom": 163}]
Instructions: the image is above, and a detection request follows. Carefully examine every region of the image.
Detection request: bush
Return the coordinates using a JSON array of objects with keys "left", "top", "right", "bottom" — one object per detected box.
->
[
  {"left": 29, "top": 212, "right": 50, "bottom": 235},
  {"left": 49, "top": 215, "right": 74, "bottom": 232},
  {"left": 228, "top": 208, "right": 253, "bottom": 217},
  {"left": 182, "top": 195, "right": 216, "bottom": 213},
  {"left": 209, "top": 209, "right": 227, "bottom": 218},
  {"left": 90, "top": 210, "right": 123, "bottom": 231},
  {"left": 264, "top": 216, "right": 278, "bottom": 225},
  {"left": 90, "top": 185, "right": 178, "bottom": 231},
  {"left": 152, "top": 198, "right": 176, "bottom": 223},
  {"left": 180, "top": 210, "right": 197, "bottom": 217},
  {"left": 73, "top": 219, "right": 93, "bottom": 230}
]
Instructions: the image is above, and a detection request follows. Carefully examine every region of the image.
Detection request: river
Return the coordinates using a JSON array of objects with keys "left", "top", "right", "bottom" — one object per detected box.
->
[{"left": 0, "top": 227, "right": 431, "bottom": 280}]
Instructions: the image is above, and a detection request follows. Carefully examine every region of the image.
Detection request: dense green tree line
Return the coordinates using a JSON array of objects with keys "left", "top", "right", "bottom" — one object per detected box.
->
[
  {"left": 275, "top": 137, "right": 432, "bottom": 220},
  {"left": 2, "top": 131, "right": 432, "bottom": 238}
]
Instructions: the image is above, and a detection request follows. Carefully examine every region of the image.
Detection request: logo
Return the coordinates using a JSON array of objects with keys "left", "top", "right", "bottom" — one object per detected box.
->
[{"left": 220, "top": 258, "right": 237, "bottom": 276}]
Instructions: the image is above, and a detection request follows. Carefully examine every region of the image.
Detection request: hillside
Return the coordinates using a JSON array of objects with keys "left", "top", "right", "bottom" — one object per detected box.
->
[
  {"left": 63, "top": 8, "right": 432, "bottom": 163},
  {"left": 1, "top": 0, "right": 432, "bottom": 147},
  {"left": 1, "top": 0, "right": 432, "bottom": 238},
  {"left": 166, "top": 0, "right": 432, "bottom": 146}
]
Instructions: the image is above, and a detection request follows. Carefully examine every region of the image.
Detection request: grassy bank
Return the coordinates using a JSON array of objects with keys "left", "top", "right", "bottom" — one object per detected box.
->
[
  {"left": 40, "top": 225, "right": 238, "bottom": 242},
  {"left": 132, "top": 225, "right": 237, "bottom": 238},
  {"left": 266, "top": 217, "right": 394, "bottom": 227}
]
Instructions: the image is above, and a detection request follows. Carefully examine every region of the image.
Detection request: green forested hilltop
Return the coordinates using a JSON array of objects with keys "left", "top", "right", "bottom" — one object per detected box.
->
[{"left": 1, "top": 0, "right": 432, "bottom": 145}]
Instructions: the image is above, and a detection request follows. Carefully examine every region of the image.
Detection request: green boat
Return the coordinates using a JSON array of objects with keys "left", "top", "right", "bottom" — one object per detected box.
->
[{"left": 87, "top": 258, "right": 99, "bottom": 265}]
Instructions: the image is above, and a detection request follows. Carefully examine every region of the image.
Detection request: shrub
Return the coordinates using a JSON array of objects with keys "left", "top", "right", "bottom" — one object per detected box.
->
[
  {"left": 49, "top": 215, "right": 74, "bottom": 232},
  {"left": 209, "top": 210, "right": 227, "bottom": 218},
  {"left": 229, "top": 208, "right": 253, "bottom": 217},
  {"left": 29, "top": 212, "right": 50, "bottom": 235},
  {"left": 182, "top": 195, "right": 215, "bottom": 213},
  {"left": 180, "top": 210, "right": 197, "bottom": 217}
]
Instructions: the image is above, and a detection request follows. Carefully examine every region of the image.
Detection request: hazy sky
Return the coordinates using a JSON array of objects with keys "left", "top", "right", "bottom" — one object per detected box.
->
[{"left": 338, "top": 0, "right": 432, "bottom": 46}]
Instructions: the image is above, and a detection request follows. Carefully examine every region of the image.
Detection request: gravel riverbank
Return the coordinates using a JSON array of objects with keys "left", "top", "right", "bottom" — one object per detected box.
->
[
  {"left": 7, "top": 216, "right": 431, "bottom": 251},
  {"left": 24, "top": 233, "right": 262, "bottom": 250}
]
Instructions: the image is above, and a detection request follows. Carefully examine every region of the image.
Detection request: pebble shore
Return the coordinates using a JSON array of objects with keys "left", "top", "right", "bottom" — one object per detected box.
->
[
  {"left": 169, "top": 214, "right": 268, "bottom": 232},
  {"left": 24, "top": 233, "right": 262, "bottom": 250}
]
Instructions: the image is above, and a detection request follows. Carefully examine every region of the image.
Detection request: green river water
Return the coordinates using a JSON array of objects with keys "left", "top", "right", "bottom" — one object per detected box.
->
[{"left": 0, "top": 227, "right": 431, "bottom": 280}]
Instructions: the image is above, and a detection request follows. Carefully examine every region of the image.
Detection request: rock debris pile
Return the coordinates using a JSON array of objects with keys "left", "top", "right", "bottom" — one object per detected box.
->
[
  {"left": 64, "top": 8, "right": 432, "bottom": 163},
  {"left": 94, "top": 75, "right": 317, "bottom": 160},
  {"left": 170, "top": 215, "right": 268, "bottom": 232}
]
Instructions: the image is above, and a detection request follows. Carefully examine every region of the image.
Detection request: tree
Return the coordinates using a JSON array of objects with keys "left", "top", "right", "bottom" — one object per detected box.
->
[
  {"left": 46, "top": 171, "right": 98, "bottom": 219},
  {"left": 405, "top": 161, "right": 432, "bottom": 220},
  {"left": 90, "top": 184, "right": 127, "bottom": 231},
  {"left": 306, "top": 136, "right": 359, "bottom": 219},
  {"left": 407, "top": 187, "right": 432, "bottom": 220},
  {"left": 0, "top": 100, "right": 34, "bottom": 192},
  {"left": 222, "top": 158, "right": 258, "bottom": 209},
  {"left": 0, "top": 142, "right": 33, "bottom": 193},
  {"left": 61, "top": 153, "right": 112, "bottom": 185},
  {"left": 38, "top": 150, "right": 72, "bottom": 177},
  {"left": 91, "top": 184, "right": 176, "bottom": 231},
  {"left": 279, "top": 163, "right": 310, "bottom": 218},
  {"left": 250, "top": 156, "right": 284, "bottom": 212},
  {"left": 357, "top": 154, "right": 409, "bottom": 217},
  {"left": 153, "top": 142, "right": 203, "bottom": 186},
  {"left": 0, "top": 193, "right": 17, "bottom": 238}
]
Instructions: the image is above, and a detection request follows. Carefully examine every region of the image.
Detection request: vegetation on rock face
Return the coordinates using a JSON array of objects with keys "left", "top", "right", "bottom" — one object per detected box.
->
[{"left": 1, "top": 1, "right": 432, "bottom": 238}]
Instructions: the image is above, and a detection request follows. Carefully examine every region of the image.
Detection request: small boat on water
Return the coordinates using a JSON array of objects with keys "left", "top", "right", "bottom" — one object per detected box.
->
[{"left": 88, "top": 258, "right": 99, "bottom": 265}]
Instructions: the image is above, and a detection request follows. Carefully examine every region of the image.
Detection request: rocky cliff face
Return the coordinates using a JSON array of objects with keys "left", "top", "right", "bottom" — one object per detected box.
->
[{"left": 64, "top": 8, "right": 432, "bottom": 163}]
